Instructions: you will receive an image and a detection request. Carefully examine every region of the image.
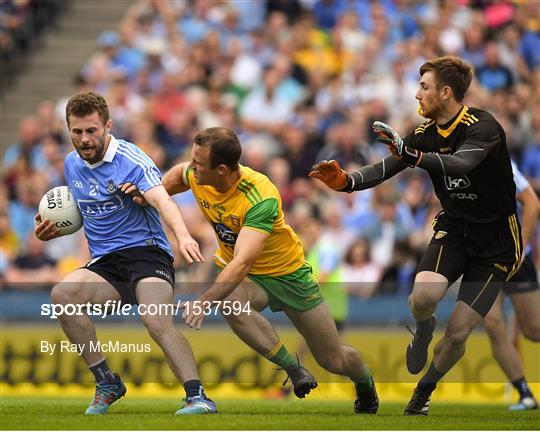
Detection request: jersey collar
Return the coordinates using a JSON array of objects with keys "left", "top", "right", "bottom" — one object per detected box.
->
[
  {"left": 436, "top": 106, "right": 468, "bottom": 138},
  {"left": 82, "top": 135, "right": 119, "bottom": 169}
]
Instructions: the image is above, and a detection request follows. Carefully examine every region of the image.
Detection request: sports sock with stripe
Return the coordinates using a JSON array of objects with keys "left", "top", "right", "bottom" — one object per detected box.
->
[
  {"left": 353, "top": 367, "right": 374, "bottom": 391},
  {"left": 265, "top": 343, "right": 298, "bottom": 370}
]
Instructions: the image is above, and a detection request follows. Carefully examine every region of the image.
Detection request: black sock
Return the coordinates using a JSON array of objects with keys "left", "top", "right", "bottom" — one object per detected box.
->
[
  {"left": 512, "top": 377, "right": 533, "bottom": 399},
  {"left": 184, "top": 380, "right": 204, "bottom": 398},
  {"left": 418, "top": 362, "right": 444, "bottom": 389},
  {"left": 417, "top": 316, "right": 434, "bottom": 334},
  {"left": 89, "top": 358, "right": 117, "bottom": 383}
]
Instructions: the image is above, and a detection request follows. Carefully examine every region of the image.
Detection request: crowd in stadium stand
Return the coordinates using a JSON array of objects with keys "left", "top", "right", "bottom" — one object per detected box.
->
[
  {"left": 0, "top": 0, "right": 66, "bottom": 93},
  {"left": 2, "top": 0, "right": 539, "bottom": 298}
]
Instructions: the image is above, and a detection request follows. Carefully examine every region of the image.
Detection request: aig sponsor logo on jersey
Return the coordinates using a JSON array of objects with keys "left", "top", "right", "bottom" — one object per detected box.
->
[
  {"left": 78, "top": 195, "right": 125, "bottom": 219},
  {"left": 213, "top": 222, "right": 238, "bottom": 246},
  {"left": 444, "top": 175, "right": 471, "bottom": 190}
]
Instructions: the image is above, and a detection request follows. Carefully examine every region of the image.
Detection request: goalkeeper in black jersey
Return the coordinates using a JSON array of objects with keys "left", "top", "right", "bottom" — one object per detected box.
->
[{"left": 310, "top": 56, "right": 523, "bottom": 416}]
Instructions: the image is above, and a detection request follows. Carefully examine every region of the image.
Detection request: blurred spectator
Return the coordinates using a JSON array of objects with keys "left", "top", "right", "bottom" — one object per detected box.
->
[
  {"left": 299, "top": 216, "right": 348, "bottom": 322},
  {"left": 401, "top": 173, "right": 431, "bottom": 231},
  {"left": 8, "top": 173, "right": 45, "bottom": 243},
  {"left": 521, "top": 128, "right": 540, "bottom": 195},
  {"left": 460, "top": 24, "right": 486, "bottom": 69},
  {"left": 365, "top": 184, "right": 412, "bottom": 267},
  {"left": 0, "top": 207, "right": 19, "bottom": 261},
  {"left": 3, "top": 115, "right": 45, "bottom": 171},
  {"left": 280, "top": 127, "right": 319, "bottom": 180},
  {"left": 240, "top": 66, "right": 294, "bottom": 135},
  {"left": 377, "top": 240, "right": 417, "bottom": 296},
  {"left": 315, "top": 121, "right": 367, "bottom": 167},
  {"left": 106, "top": 72, "right": 145, "bottom": 137},
  {"left": 4, "top": 232, "right": 59, "bottom": 286},
  {"left": 0, "top": 0, "right": 66, "bottom": 91},
  {"left": 342, "top": 237, "right": 382, "bottom": 299},
  {"left": 476, "top": 40, "right": 513, "bottom": 92}
]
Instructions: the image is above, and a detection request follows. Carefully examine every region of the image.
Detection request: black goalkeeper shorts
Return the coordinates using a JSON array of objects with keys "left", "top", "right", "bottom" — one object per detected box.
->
[
  {"left": 417, "top": 211, "right": 522, "bottom": 317},
  {"left": 503, "top": 254, "right": 539, "bottom": 295}
]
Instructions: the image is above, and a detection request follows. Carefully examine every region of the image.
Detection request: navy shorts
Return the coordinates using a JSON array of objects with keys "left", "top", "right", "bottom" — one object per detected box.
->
[{"left": 85, "top": 246, "right": 175, "bottom": 304}]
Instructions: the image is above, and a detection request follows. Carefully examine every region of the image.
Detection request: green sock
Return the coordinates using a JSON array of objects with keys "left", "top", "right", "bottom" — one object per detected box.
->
[
  {"left": 354, "top": 367, "right": 373, "bottom": 391},
  {"left": 265, "top": 343, "right": 297, "bottom": 370}
]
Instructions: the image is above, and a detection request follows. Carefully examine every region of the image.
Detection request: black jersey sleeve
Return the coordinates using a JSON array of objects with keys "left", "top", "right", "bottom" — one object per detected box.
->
[
  {"left": 347, "top": 155, "right": 407, "bottom": 191},
  {"left": 417, "top": 114, "right": 500, "bottom": 177}
]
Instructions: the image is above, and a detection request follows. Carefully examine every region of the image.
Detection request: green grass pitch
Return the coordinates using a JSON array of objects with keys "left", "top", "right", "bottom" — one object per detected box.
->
[{"left": 1, "top": 397, "right": 538, "bottom": 430}]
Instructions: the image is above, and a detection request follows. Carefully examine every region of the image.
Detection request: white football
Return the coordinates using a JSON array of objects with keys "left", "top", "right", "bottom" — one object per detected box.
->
[{"left": 39, "top": 186, "right": 83, "bottom": 235}]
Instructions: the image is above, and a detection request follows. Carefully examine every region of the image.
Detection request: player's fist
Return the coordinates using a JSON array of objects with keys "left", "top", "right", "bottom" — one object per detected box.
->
[
  {"left": 34, "top": 214, "right": 62, "bottom": 241},
  {"left": 309, "top": 160, "right": 349, "bottom": 191}
]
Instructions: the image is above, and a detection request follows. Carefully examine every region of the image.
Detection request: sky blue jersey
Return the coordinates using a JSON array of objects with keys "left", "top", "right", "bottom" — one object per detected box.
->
[
  {"left": 64, "top": 135, "right": 173, "bottom": 259},
  {"left": 511, "top": 160, "right": 533, "bottom": 257}
]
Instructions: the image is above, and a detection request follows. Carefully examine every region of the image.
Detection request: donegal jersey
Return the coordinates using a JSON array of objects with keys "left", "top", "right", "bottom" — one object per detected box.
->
[
  {"left": 184, "top": 164, "right": 305, "bottom": 276},
  {"left": 64, "top": 135, "right": 173, "bottom": 259}
]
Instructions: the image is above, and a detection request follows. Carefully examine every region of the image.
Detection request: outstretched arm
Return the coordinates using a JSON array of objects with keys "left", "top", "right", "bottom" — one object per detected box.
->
[
  {"left": 347, "top": 156, "right": 407, "bottom": 191},
  {"left": 373, "top": 119, "right": 500, "bottom": 177},
  {"left": 309, "top": 157, "right": 406, "bottom": 192},
  {"left": 162, "top": 162, "right": 191, "bottom": 195}
]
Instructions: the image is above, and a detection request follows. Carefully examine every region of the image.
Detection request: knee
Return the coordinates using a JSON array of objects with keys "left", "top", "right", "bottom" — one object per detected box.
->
[
  {"left": 410, "top": 290, "right": 438, "bottom": 314},
  {"left": 51, "top": 284, "right": 76, "bottom": 306},
  {"left": 444, "top": 325, "right": 471, "bottom": 346},
  {"left": 483, "top": 315, "right": 504, "bottom": 336},
  {"left": 141, "top": 315, "right": 169, "bottom": 340}
]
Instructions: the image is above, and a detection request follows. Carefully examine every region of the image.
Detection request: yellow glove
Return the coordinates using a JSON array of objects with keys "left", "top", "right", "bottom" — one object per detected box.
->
[{"left": 308, "top": 160, "right": 349, "bottom": 191}]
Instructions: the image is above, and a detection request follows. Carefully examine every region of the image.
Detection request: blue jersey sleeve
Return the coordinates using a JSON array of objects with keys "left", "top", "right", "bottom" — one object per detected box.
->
[
  {"left": 511, "top": 160, "right": 529, "bottom": 194},
  {"left": 116, "top": 142, "right": 162, "bottom": 193},
  {"left": 131, "top": 163, "right": 162, "bottom": 193}
]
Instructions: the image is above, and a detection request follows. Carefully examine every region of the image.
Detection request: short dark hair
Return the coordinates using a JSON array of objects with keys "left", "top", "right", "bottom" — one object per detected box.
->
[
  {"left": 194, "top": 127, "right": 242, "bottom": 170},
  {"left": 419, "top": 56, "right": 473, "bottom": 102},
  {"left": 65, "top": 91, "right": 109, "bottom": 126}
]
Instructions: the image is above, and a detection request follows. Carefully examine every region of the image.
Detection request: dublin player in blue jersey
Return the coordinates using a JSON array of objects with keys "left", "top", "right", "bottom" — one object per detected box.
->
[
  {"left": 34, "top": 92, "right": 216, "bottom": 415},
  {"left": 483, "top": 161, "right": 539, "bottom": 411}
]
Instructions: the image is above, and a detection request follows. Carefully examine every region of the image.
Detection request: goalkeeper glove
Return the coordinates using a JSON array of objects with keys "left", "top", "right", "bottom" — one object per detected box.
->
[
  {"left": 372, "top": 121, "right": 423, "bottom": 167},
  {"left": 309, "top": 160, "right": 350, "bottom": 191}
]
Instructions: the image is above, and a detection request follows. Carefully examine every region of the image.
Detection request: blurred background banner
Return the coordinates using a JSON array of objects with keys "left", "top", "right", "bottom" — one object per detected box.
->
[
  {"left": 1, "top": 0, "right": 539, "bottom": 404},
  {"left": 1, "top": 325, "right": 538, "bottom": 402}
]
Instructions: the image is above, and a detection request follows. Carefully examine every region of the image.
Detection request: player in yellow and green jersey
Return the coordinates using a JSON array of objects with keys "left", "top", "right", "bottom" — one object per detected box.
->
[{"left": 124, "top": 126, "right": 378, "bottom": 414}]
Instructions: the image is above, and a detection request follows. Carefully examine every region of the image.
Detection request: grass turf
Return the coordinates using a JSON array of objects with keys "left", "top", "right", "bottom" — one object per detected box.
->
[{"left": 1, "top": 397, "right": 538, "bottom": 430}]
